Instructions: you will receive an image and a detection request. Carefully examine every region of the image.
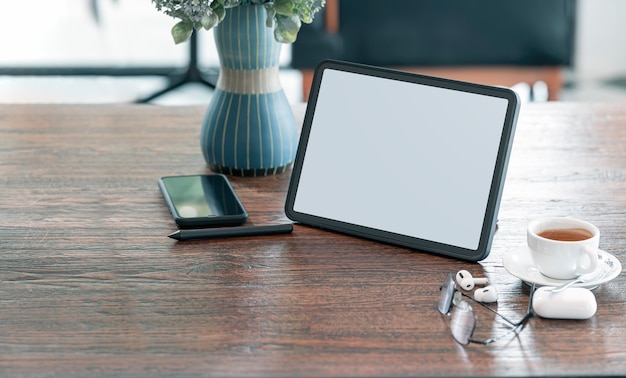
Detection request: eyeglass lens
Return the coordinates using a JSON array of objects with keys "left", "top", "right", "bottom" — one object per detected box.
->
[
  {"left": 438, "top": 273, "right": 456, "bottom": 314},
  {"left": 449, "top": 300, "right": 476, "bottom": 345}
]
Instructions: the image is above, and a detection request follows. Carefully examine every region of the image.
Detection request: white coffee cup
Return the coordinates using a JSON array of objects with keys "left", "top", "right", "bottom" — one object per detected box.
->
[{"left": 527, "top": 217, "right": 600, "bottom": 280}]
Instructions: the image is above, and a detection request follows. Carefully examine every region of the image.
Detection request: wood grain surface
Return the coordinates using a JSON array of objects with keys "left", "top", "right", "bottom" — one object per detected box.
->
[{"left": 1, "top": 103, "right": 625, "bottom": 377}]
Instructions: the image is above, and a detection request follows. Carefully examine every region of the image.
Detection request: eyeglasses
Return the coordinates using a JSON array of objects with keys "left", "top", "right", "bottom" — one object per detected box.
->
[{"left": 438, "top": 272, "right": 536, "bottom": 345}]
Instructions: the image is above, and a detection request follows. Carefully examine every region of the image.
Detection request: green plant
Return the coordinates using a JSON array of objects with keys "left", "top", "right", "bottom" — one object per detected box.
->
[{"left": 152, "top": 0, "right": 325, "bottom": 44}]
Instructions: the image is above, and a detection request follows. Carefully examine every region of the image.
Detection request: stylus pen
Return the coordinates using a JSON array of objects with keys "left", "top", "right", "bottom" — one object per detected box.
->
[{"left": 168, "top": 223, "right": 294, "bottom": 241}]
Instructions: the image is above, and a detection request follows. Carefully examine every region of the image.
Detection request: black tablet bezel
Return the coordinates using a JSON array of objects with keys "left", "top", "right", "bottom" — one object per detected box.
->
[{"left": 285, "top": 60, "right": 520, "bottom": 261}]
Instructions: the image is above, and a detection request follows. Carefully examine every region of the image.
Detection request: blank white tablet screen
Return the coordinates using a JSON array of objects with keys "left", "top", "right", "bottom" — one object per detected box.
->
[{"left": 293, "top": 68, "right": 509, "bottom": 250}]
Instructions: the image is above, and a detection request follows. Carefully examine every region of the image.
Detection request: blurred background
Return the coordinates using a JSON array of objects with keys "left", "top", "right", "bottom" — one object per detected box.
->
[{"left": 1, "top": 0, "right": 625, "bottom": 105}]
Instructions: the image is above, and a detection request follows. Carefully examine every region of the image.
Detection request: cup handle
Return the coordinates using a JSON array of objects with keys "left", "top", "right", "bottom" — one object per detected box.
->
[{"left": 575, "top": 246, "right": 599, "bottom": 275}]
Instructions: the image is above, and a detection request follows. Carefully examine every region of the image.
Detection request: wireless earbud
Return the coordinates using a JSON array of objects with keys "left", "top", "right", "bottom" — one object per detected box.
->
[
  {"left": 455, "top": 270, "right": 489, "bottom": 291},
  {"left": 474, "top": 286, "right": 498, "bottom": 303}
]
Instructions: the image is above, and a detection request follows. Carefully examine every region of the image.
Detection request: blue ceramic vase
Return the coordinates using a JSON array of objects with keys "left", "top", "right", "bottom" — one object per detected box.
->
[{"left": 201, "top": 5, "right": 298, "bottom": 177}]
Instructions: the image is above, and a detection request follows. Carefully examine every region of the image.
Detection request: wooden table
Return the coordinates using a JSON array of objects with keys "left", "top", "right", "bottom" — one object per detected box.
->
[{"left": 1, "top": 103, "right": 625, "bottom": 377}]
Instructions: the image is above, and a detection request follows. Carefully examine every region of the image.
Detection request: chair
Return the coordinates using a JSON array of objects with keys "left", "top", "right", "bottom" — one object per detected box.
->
[{"left": 292, "top": 0, "right": 576, "bottom": 101}]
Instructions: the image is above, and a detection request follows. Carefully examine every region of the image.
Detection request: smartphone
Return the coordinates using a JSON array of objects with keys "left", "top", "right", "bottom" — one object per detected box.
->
[{"left": 158, "top": 174, "right": 248, "bottom": 228}]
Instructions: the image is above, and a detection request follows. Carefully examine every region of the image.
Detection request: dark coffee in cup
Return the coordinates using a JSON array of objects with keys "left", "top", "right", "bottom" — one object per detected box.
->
[{"left": 538, "top": 228, "right": 594, "bottom": 242}]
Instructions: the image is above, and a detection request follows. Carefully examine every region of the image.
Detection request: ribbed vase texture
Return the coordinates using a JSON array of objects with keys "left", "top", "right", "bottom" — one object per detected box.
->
[{"left": 201, "top": 5, "right": 298, "bottom": 177}]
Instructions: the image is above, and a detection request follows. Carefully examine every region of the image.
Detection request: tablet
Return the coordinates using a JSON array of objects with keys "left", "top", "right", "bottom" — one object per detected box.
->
[{"left": 285, "top": 60, "right": 520, "bottom": 261}]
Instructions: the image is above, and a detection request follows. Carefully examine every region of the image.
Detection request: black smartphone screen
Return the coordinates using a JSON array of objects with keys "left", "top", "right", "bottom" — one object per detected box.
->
[{"left": 158, "top": 174, "right": 248, "bottom": 228}]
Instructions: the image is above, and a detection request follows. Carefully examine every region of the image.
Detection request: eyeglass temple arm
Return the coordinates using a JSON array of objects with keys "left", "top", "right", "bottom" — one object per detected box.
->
[{"left": 461, "top": 282, "right": 536, "bottom": 327}]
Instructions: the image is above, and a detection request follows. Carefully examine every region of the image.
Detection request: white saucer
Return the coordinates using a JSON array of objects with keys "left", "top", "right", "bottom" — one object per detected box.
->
[{"left": 503, "top": 245, "right": 622, "bottom": 288}]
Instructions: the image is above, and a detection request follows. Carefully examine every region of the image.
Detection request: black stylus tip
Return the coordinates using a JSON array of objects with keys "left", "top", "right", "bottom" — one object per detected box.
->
[{"left": 168, "top": 230, "right": 182, "bottom": 240}]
